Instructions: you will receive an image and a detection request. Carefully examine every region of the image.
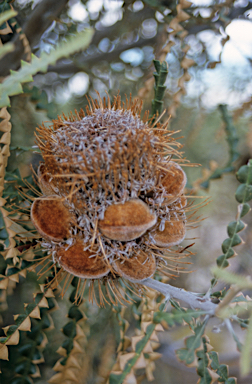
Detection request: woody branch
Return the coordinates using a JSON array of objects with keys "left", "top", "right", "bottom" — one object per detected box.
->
[{"left": 141, "top": 278, "right": 217, "bottom": 313}]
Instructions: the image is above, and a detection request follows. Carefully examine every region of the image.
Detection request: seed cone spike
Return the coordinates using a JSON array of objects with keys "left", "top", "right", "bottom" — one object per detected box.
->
[
  {"left": 98, "top": 199, "right": 157, "bottom": 241},
  {"left": 55, "top": 238, "right": 110, "bottom": 278},
  {"left": 31, "top": 196, "right": 73, "bottom": 242},
  {"left": 153, "top": 220, "right": 186, "bottom": 247},
  {"left": 28, "top": 93, "right": 199, "bottom": 305},
  {"left": 159, "top": 161, "right": 187, "bottom": 204}
]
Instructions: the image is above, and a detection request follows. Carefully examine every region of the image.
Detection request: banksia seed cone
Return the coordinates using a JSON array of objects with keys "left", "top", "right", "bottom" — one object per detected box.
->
[{"left": 31, "top": 94, "right": 191, "bottom": 305}]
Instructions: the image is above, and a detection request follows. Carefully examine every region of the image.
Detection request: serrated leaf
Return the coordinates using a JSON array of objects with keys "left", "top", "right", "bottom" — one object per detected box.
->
[
  {"left": 0, "top": 29, "right": 94, "bottom": 107},
  {"left": 68, "top": 306, "right": 84, "bottom": 321},
  {"left": 176, "top": 323, "right": 206, "bottom": 366},
  {"left": 153, "top": 309, "right": 208, "bottom": 326},
  {"left": 108, "top": 313, "right": 160, "bottom": 383},
  {"left": 5, "top": 329, "right": 20, "bottom": 345},
  {"left": 0, "top": 344, "right": 8, "bottom": 360},
  {"left": 0, "top": 9, "right": 17, "bottom": 26},
  {"left": 109, "top": 372, "right": 125, "bottom": 384},
  {"left": 0, "top": 42, "right": 14, "bottom": 60},
  {"left": 63, "top": 321, "right": 77, "bottom": 338},
  {"left": 18, "top": 316, "right": 31, "bottom": 332},
  {"left": 29, "top": 306, "right": 41, "bottom": 319}
]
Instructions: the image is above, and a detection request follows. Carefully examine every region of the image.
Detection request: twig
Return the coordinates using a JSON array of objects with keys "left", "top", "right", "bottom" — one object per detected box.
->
[
  {"left": 140, "top": 278, "right": 217, "bottom": 313},
  {"left": 215, "top": 285, "right": 241, "bottom": 317}
]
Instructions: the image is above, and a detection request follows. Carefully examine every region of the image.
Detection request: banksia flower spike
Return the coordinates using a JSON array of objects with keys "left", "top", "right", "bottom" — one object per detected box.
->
[{"left": 31, "top": 93, "right": 192, "bottom": 305}]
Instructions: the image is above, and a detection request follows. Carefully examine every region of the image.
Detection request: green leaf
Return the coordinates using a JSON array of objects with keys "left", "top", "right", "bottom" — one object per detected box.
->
[
  {"left": 211, "top": 267, "right": 252, "bottom": 289},
  {"left": 216, "top": 255, "right": 229, "bottom": 268},
  {"left": 196, "top": 344, "right": 212, "bottom": 384},
  {"left": 150, "top": 60, "right": 168, "bottom": 120},
  {"left": 153, "top": 309, "right": 208, "bottom": 326},
  {"left": 227, "top": 220, "right": 245, "bottom": 237},
  {"left": 23, "top": 85, "right": 58, "bottom": 119},
  {"left": 62, "top": 320, "right": 77, "bottom": 338},
  {"left": 176, "top": 323, "right": 206, "bottom": 366},
  {"left": 209, "top": 351, "right": 219, "bottom": 370},
  {"left": 108, "top": 304, "right": 166, "bottom": 384},
  {"left": 236, "top": 164, "right": 252, "bottom": 184},
  {"left": 109, "top": 372, "right": 124, "bottom": 384},
  {"left": 209, "top": 351, "right": 237, "bottom": 383},
  {"left": 0, "top": 28, "right": 94, "bottom": 107},
  {"left": 235, "top": 184, "right": 252, "bottom": 203},
  {"left": 225, "top": 379, "right": 237, "bottom": 384},
  {"left": 0, "top": 209, "right": 12, "bottom": 248},
  {"left": 10, "top": 377, "right": 33, "bottom": 384},
  {"left": 68, "top": 306, "right": 84, "bottom": 321},
  {"left": 219, "top": 104, "right": 239, "bottom": 165},
  {"left": 240, "top": 203, "right": 251, "bottom": 217},
  {"left": 221, "top": 236, "right": 242, "bottom": 253},
  {"left": 9, "top": 220, "right": 34, "bottom": 238},
  {"left": 10, "top": 146, "right": 34, "bottom": 152},
  {"left": 62, "top": 339, "right": 74, "bottom": 354},
  {"left": 212, "top": 160, "right": 252, "bottom": 288},
  {"left": 6, "top": 324, "right": 18, "bottom": 337}
]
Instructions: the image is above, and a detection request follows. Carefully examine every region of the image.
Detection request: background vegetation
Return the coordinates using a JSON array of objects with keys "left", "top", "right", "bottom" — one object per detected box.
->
[{"left": 1, "top": 0, "right": 252, "bottom": 383}]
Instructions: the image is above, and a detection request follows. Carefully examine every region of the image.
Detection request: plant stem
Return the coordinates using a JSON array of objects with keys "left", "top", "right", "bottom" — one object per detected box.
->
[{"left": 141, "top": 278, "right": 217, "bottom": 314}]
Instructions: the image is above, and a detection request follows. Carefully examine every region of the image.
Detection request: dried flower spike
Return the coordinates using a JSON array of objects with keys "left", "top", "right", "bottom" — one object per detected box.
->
[{"left": 31, "top": 93, "right": 194, "bottom": 305}]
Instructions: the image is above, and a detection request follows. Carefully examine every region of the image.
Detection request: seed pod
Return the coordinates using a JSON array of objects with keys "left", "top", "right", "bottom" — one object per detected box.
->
[
  {"left": 55, "top": 238, "right": 110, "bottom": 278},
  {"left": 113, "top": 253, "right": 156, "bottom": 282},
  {"left": 159, "top": 161, "right": 187, "bottom": 204},
  {"left": 98, "top": 199, "right": 157, "bottom": 241},
  {"left": 37, "top": 163, "right": 56, "bottom": 196},
  {"left": 173, "top": 195, "right": 187, "bottom": 210},
  {"left": 153, "top": 220, "right": 186, "bottom": 247},
  {"left": 31, "top": 196, "right": 73, "bottom": 242}
]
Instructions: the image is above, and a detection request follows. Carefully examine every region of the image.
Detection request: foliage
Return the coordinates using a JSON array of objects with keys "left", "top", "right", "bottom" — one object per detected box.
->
[{"left": 1, "top": 1, "right": 252, "bottom": 384}]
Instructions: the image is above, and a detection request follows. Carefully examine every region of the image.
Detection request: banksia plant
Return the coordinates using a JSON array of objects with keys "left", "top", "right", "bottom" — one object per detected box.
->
[
  {"left": 3, "top": 2, "right": 252, "bottom": 382},
  {"left": 29, "top": 93, "right": 191, "bottom": 305}
]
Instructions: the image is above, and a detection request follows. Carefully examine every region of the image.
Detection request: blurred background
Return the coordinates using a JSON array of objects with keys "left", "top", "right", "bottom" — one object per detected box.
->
[{"left": 1, "top": 0, "right": 252, "bottom": 382}]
